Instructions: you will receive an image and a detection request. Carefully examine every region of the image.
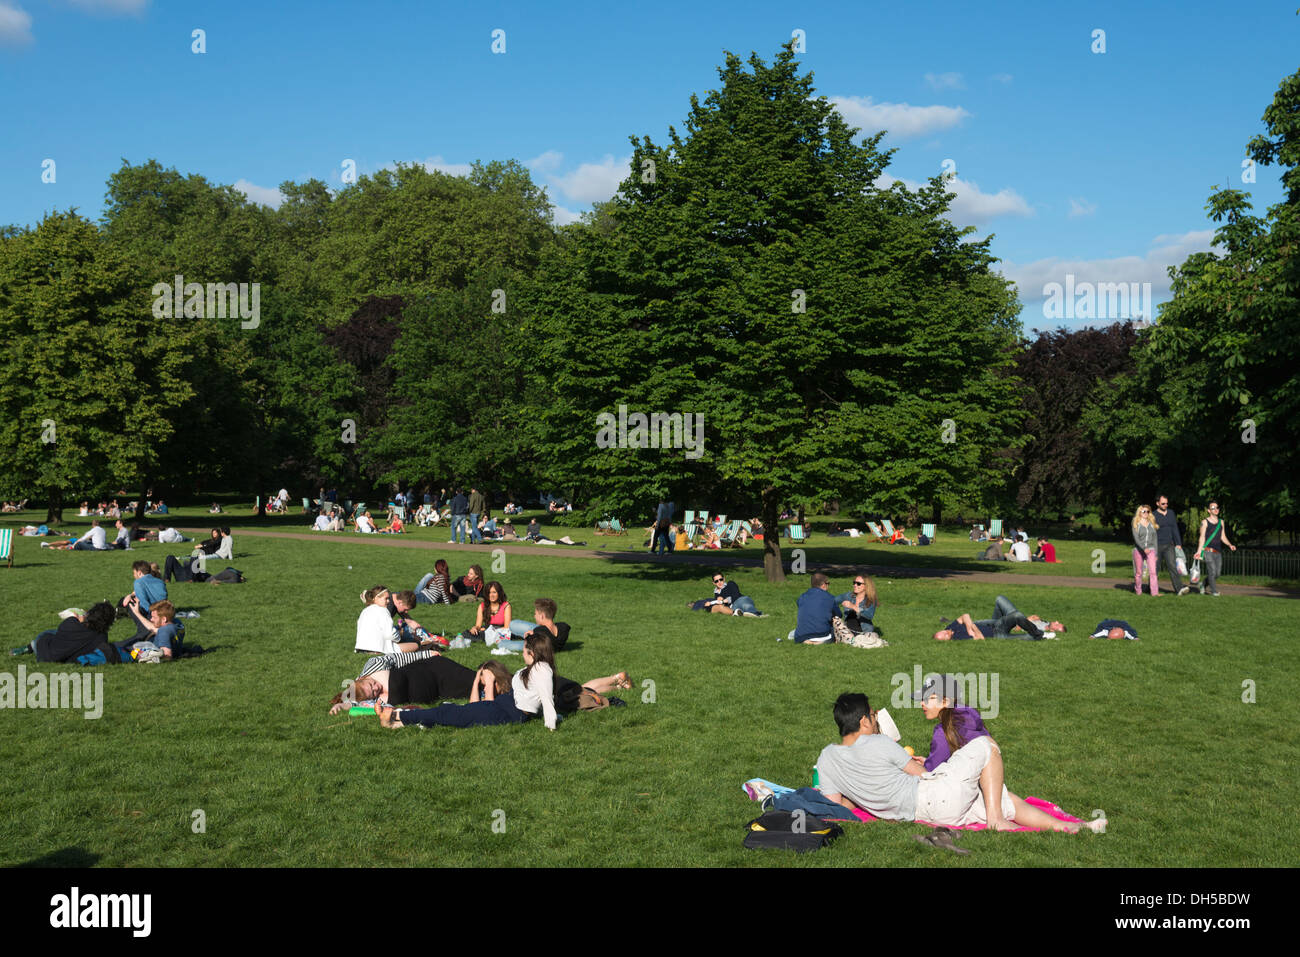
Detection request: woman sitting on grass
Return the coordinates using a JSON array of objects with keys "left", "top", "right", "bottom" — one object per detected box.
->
[
  {"left": 354, "top": 586, "right": 421, "bottom": 654},
  {"left": 449, "top": 564, "right": 485, "bottom": 602},
  {"left": 836, "top": 573, "right": 878, "bottom": 632},
  {"left": 376, "top": 632, "right": 629, "bottom": 731},
  {"left": 414, "top": 559, "right": 454, "bottom": 605},
  {"left": 467, "top": 581, "right": 511, "bottom": 644}
]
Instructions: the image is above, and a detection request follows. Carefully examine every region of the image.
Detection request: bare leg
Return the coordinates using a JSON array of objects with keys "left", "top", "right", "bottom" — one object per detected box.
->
[
  {"left": 978, "top": 741, "right": 1017, "bottom": 830},
  {"left": 1007, "top": 792, "right": 1080, "bottom": 832},
  {"left": 709, "top": 603, "right": 731, "bottom": 614},
  {"left": 583, "top": 672, "right": 632, "bottom": 695}
]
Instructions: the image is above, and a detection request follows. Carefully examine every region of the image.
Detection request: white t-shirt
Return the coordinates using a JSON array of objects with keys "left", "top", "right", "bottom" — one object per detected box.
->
[
  {"left": 277, "top": 488, "right": 289, "bottom": 504},
  {"left": 355, "top": 515, "right": 375, "bottom": 533},
  {"left": 815, "top": 734, "right": 918, "bottom": 821},
  {"left": 355, "top": 605, "right": 399, "bottom": 654},
  {"left": 313, "top": 514, "right": 331, "bottom": 531},
  {"left": 159, "top": 528, "right": 184, "bottom": 544},
  {"left": 512, "top": 662, "right": 558, "bottom": 730},
  {"left": 1010, "top": 541, "right": 1031, "bottom": 562},
  {"left": 88, "top": 525, "right": 107, "bottom": 549}
]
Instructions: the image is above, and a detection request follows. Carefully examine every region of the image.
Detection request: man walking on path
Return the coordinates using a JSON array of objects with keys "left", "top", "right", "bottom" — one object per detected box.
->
[
  {"left": 1154, "top": 494, "right": 1190, "bottom": 596},
  {"left": 1194, "top": 500, "right": 1236, "bottom": 596},
  {"left": 653, "top": 494, "right": 674, "bottom": 556},
  {"left": 468, "top": 487, "right": 487, "bottom": 545},
  {"left": 450, "top": 488, "right": 470, "bottom": 545}
]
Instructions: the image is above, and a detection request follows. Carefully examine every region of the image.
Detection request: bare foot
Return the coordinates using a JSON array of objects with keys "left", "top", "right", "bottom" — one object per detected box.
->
[
  {"left": 615, "top": 671, "right": 633, "bottom": 691},
  {"left": 988, "top": 818, "right": 1018, "bottom": 832},
  {"left": 374, "top": 702, "right": 399, "bottom": 728},
  {"left": 1081, "top": 817, "right": 1106, "bottom": 833}
]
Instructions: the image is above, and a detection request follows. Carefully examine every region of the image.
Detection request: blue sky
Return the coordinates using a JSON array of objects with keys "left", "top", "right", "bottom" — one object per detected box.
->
[{"left": 2, "top": 0, "right": 1295, "bottom": 328}]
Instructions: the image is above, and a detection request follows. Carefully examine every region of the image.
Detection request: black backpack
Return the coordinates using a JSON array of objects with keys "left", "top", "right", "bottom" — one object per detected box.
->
[
  {"left": 210, "top": 567, "right": 246, "bottom": 584},
  {"left": 743, "top": 810, "right": 844, "bottom": 853}
]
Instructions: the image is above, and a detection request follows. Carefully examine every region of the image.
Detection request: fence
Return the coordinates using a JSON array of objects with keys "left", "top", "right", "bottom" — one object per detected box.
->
[{"left": 1220, "top": 549, "right": 1300, "bottom": 581}]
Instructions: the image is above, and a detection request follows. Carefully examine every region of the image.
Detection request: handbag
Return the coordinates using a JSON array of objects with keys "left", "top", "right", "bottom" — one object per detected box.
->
[
  {"left": 1174, "top": 546, "right": 1188, "bottom": 577},
  {"left": 1190, "top": 559, "right": 1202, "bottom": 584}
]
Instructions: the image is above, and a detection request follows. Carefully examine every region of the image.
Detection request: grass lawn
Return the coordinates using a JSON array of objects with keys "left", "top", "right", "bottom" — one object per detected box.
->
[{"left": 1, "top": 509, "right": 1296, "bottom": 867}]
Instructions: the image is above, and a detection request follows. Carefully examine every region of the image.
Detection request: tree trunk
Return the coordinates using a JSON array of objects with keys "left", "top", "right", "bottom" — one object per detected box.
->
[
  {"left": 762, "top": 484, "right": 785, "bottom": 583},
  {"left": 134, "top": 482, "right": 148, "bottom": 522},
  {"left": 44, "top": 486, "right": 63, "bottom": 525},
  {"left": 931, "top": 499, "right": 942, "bottom": 528}
]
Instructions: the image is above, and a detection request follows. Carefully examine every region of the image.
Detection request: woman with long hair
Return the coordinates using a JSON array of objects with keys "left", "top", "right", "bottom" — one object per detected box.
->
[
  {"left": 414, "top": 559, "right": 453, "bottom": 605},
  {"left": 1131, "top": 504, "right": 1159, "bottom": 596},
  {"left": 837, "top": 573, "right": 878, "bottom": 630},
  {"left": 354, "top": 586, "right": 421, "bottom": 654},
  {"left": 470, "top": 581, "right": 512, "bottom": 644}
]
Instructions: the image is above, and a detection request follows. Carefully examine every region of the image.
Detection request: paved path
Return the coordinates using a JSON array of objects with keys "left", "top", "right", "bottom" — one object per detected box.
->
[{"left": 189, "top": 528, "right": 1300, "bottom": 598}]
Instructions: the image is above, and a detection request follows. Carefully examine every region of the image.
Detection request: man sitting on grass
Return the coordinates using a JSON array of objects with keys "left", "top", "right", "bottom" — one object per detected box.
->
[
  {"left": 788, "top": 572, "right": 840, "bottom": 643},
  {"left": 117, "top": 598, "right": 184, "bottom": 661},
  {"left": 816, "top": 693, "right": 1104, "bottom": 833},
  {"left": 977, "top": 536, "right": 1008, "bottom": 561},
  {"left": 933, "top": 596, "right": 1064, "bottom": 641},
  {"left": 505, "top": 597, "right": 572, "bottom": 651}
]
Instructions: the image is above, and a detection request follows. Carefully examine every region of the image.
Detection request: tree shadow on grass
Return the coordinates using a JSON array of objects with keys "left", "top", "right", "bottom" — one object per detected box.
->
[{"left": 14, "top": 846, "right": 100, "bottom": 868}]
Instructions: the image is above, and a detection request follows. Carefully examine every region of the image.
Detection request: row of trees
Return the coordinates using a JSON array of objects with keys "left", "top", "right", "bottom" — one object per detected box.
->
[{"left": 2, "top": 50, "right": 1297, "bottom": 568}]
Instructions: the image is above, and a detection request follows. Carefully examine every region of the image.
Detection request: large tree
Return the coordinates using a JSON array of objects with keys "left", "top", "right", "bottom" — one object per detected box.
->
[
  {"left": 523, "top": 46, "right": 1023, "bottom": 580},
  {"left": 0, "top": 212, "right": 198, "bottom": 521}
]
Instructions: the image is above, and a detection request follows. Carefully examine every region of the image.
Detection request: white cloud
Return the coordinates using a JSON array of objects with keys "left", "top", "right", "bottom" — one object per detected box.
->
[
  {"left": 924, "top": 72, "right": 964, "bottom": 91},
  {"left": 418, "top": 155, "right": 474, "bottom": 178},
  {"left": 525, "top": 150, "right": 564, "bottom": 174},
  {"left": 1068, "top": 197, "right": 1097, "bottom": 218},
  {"left": 233, "top": 178, "right": 283, "bottom": 209},
  {"left": 831, "top": 95, "right": 970, "bottom": 139},
  {"left": 877, "top": 172, "right": 1033, "bottom": 225},
  {"left": 548, "top": 154, "right": 632, "bottom": 204},
  {"left": 64, "top": 0, "right": 149, "bottom": 13},
  {"left": 0, "top": 2, "right": 33, "bottom": 46},
  {"left": 1000, "top": 230, "right": 1218, "bottom": 315},
  {"left": 551, "top": 205, "right": 583, "bottom": 226},
  {"left": 991, "top": 73, "right": 1013, "bottom": 84}
]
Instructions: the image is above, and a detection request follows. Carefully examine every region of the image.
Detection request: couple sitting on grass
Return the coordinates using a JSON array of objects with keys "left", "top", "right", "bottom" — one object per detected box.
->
[
  {"left": 817, "top": 679, "right": 1104, "bottom": 834},
  {"left": 332, "top": 632, "right": 631, "bottom": 730},
  {"left": 788, "top": 572, "right": 883, "bottom": 646}
]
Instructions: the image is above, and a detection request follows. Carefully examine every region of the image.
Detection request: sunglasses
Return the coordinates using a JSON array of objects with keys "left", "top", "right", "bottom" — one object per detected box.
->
[
  {"left": 854, "top": 580, "right": 865, "bottom": 585},
  {"left": 713, "top": 577, "right": 723, "bottom": 583}
]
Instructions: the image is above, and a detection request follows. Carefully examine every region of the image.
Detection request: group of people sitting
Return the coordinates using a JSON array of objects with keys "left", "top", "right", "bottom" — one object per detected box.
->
[
  {"left": 160, "top": 527, "right": 235, "bottom": 583},
  {"left": 14, "top": 559, "right": 191, "bottom": 664},
  {"left": 976, "top": 535, "right": 1057, "bottom": 563},
  {"left": 814, "top": 678, "right": 1105, "bottom": 833},
  {"left": 37, "top": 519, "right": 205, "bottom": 552}
]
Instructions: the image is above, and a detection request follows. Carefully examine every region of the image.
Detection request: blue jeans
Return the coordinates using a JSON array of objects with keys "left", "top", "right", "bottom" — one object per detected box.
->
[
  {"left": 398, "top": 692, "right": 528, "bottom": 728},
  {"left": 732, "top": 596, "right": 759, "bottom": 616},
  {"left": 974, "top": 595, "right": 1044, "bottom": 640},
  {"left": 73, "top": 540, "right": 98, "bottom": 550},
  {"left": 469, "top": 513, "right": 482, "bottom": 544},
  {"left": 451, "top": 514, "right": 468, "bottom": 544},
  {"left": 509, "top": 619, "right": 536, "bottom": 639}
]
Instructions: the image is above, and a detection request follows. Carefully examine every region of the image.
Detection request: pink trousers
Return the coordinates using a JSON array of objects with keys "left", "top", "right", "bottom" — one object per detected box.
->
[{"left": 1132, "top": 547, "right": 1157, "bottom": 595}]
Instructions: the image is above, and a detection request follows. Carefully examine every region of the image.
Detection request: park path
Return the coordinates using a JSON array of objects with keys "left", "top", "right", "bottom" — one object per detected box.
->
[{"left": 186, "top": 527, "right": 1300, "bottom": 598}]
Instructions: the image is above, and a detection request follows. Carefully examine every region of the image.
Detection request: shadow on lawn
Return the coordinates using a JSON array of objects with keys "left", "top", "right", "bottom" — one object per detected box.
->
[{"left": 14, "top": 846, "right": 100, "bottom": 868}]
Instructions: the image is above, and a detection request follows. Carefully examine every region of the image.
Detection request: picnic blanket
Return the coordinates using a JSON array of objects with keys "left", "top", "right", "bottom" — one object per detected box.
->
[{"left": 744, "top": 778, "right": 1083, "bottom": 831}]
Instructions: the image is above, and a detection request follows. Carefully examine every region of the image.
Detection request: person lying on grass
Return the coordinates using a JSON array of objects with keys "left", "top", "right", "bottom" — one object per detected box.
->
[
  {"left": 933, "top": 595, "right": 1064, "bottom": 641},
  {"left": 329, "top": 654, "right": 512, "bottom": 714},
  {"left": 390, "top": 590, "right": 447, "bottom": 649},
  {"left": 116, "top": 598, "right": 184, "bottom": 661},
  {"left": 816, "top": 693, "right": 1105, "bottom": 833},
  {"left": 375, "top": 632, "right": 630, "bottom": 731}
]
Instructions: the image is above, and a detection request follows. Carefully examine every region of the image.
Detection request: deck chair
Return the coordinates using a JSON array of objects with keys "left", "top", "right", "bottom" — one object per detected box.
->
[
  {"left": 684, "top": 510, "right": 698, "bottom": 525},
  {"left": 865, "top": 521, "right": 887, "bottom": 543},
  {"left": 0, "top": 527, "right": 13, "bottom": 568},
  {"left": 683, "top": 524, "right": 700, "bottom": 547},
  {"left": 302, "top": 497, "right": 312, "bottom": 514},
  {"left": 609, "top": 519, "right": 628, "bottom": 536},
  {"left": 881, "top": 519, "right": 896, "bottom": 537},
  {"left": 392, "top": 506, "right": 406, "bottom": 521},
  {"left": 989, "top": 518, "right": 1003, "bottom": 538},
  {"left": 253, "top": 495, "right": 260, "bottom": 513},
  {"left": 921, "top": 523, "right": 936, "bottom": 542},
  {"left": 594, "top": 519, "right": 612, "bottom": 535},
  {"left": 715, "top": 514, "right": 727, "bottom": 526},
  {"left": 787, "top": 524, "right": 806, "bottom": 544},
  {"left": 719, "top": 520, "right": 742, "bottom": 547}
]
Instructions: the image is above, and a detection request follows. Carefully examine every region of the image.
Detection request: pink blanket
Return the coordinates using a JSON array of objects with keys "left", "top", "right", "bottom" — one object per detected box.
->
[{"left": 850, "top": 795, "right": 1082, "bottom": 832}]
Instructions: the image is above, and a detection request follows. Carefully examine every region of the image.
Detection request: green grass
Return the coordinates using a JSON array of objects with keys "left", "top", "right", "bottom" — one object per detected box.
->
[{"left": 1, "top": 518, "right": 1296, "bottom": 867}]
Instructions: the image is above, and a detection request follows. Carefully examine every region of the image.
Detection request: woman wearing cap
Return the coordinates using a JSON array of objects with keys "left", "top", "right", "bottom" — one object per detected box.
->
[
  {"left": 916, "top": 675, "right": 994, "bottom": 772},
  {"left": 1131, "top": 505, "right": 1159, "bottom": 595}
]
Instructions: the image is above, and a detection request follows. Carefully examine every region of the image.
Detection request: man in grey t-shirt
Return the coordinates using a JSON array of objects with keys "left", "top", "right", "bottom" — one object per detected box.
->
[{"left": 815, "top": 693, "right": 1099, "bottom": 832}]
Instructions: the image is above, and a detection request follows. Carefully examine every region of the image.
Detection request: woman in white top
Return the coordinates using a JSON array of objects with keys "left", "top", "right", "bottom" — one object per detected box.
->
[
  {"left": 354, "top": 510, "right": 376, "bottom": 534},
  {"left": 376, "top": 632, "right": 631, "bottom": 731},
  {"left": 354, "top": 586, "right": 421, "bottom": 654}
]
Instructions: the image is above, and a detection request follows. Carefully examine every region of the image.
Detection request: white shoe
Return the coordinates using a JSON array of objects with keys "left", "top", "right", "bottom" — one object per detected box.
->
[{"left": 1041, "top": 631, "right": 1057, "bottom": 640}]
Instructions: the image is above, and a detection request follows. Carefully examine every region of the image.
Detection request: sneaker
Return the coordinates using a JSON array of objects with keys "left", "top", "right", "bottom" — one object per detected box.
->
[
  {"left": 1198, "top": 586, "right": 1206, "bottom": 595},
  {"left": 10, "top": 645, "right": 32, "bottom": 656},
  {"left": 1211, "top": 590, "right": 1221, "bottom": 597},
  {"left": 136, "top": 649, "right": 163, "bottom": 664},
  {"left": 1177, "top": 586, "right": 1190, "bottom": 596},
  {"left": 1041, "top": 631, "right": 1058, "bottom": 640},
  {"left": 742, "top": 611, "right": 762, "bottom": 618}
]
